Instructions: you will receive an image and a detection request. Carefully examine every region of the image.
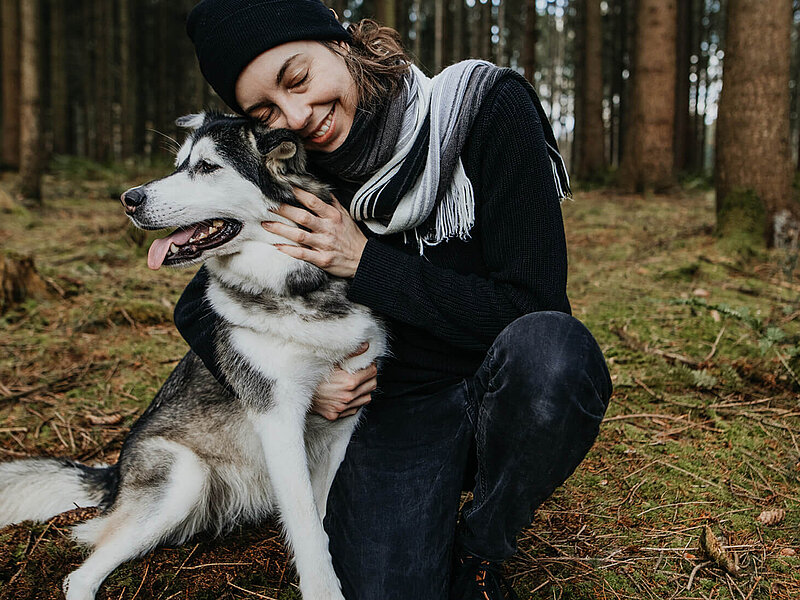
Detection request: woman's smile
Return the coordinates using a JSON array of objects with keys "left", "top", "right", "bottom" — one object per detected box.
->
[{"left": 307, "top": 103, "right": 337, "bottom": 146}]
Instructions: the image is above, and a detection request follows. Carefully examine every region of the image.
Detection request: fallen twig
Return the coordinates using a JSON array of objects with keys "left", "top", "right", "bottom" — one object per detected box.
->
[{"left": 226, "top": 575, "right": 278, "bottom": 600}]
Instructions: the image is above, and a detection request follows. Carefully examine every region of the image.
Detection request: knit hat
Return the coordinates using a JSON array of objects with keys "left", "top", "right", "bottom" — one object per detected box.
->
[{"left": 187, "top": 0, "right": 351, "bottom": 113}]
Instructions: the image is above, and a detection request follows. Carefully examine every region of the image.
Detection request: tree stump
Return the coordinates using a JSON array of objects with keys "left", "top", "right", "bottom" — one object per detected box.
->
[{"left": 0, "top": 251, "right": 51, "bottom": 313}]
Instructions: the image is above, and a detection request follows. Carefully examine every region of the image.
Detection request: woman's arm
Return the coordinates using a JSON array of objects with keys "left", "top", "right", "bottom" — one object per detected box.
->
[{"left": 173, "top": 266, "right": 230, "bottom": 387}]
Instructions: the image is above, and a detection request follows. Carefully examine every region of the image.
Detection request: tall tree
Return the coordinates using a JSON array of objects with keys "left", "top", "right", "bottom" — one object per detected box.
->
[
  {"left": 434, "top": 0, "right": 444, "bottom": 72},
  {"left": 49, "top": 0, "right": 68, "bottom": 155},
  {"left": 716, "top": 0, "right": 796, "bottom": 249},
  {"left": 119, "top": 0, "right": 138, "bottom": 157},
  {"left": 576, "top": 0, "right": 605, "bottom": 178},
  {"left": 521, "top": 0, "right": 537, "bottom": 82},
  {"left": 19, "top": 0, "right": 42, "bottom": 202},
  {"left": 93, "top": 0, "right": 113, "bottom": 162},
  {"left": 620, "top": 0, "right": 677, "bottom": 191},
  {"left": 1, "top": 0, "right": 21, "bottom": 168},
  {"left": 673, "top": 0, "right": 690, "bottom": 173},
  {"left": 375, "top": 0, "right": 397, "bottom": 29}
]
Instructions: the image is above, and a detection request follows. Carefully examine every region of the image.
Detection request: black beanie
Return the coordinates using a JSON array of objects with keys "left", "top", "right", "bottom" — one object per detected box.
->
[{"left": 187, "top": 0, "right": 351, "bottom": 113}]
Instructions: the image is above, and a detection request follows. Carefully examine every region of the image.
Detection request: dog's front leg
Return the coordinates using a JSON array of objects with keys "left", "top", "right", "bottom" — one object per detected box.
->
[{"left": 253, "top": 402, "right": 344, "bottom": 600}]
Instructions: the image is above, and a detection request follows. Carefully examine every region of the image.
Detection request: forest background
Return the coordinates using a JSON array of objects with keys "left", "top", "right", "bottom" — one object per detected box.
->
[{"left": 1, "top": 1, "right": 800, "bottom": 600}]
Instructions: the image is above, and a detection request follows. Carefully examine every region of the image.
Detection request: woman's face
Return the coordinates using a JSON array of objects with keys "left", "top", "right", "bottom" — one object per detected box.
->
[{"left": 235, "top": 41, "right": 357, "bottom": 153}]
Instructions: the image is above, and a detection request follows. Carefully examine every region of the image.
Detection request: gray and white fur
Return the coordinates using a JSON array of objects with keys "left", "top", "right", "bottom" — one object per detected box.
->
[{"left": 0, "top": 112, "right": 386, "bottom": 600}]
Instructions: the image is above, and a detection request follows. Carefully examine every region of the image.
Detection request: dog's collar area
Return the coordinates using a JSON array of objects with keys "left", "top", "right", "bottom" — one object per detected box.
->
[{"left": 148, "top": 219, "right": 243, "bottom": 270}]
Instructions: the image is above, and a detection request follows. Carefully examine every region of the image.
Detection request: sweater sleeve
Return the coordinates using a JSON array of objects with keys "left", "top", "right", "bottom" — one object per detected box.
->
[
  {"left": 173, "top": 266, "right": 231, "bottom": 389},
  {"left": 346, "top": 76, "right": 570, "bottom": 352}
]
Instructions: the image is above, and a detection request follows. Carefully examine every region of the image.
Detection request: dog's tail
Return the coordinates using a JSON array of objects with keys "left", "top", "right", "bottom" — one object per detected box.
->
[{"left": 0, "top": 458, "right": 117, "bottom": 528}]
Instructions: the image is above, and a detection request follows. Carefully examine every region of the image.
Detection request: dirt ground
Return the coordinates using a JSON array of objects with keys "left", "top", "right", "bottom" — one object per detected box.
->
[{"left": 1, "top": 165, "right": 798, "bottom": 599}]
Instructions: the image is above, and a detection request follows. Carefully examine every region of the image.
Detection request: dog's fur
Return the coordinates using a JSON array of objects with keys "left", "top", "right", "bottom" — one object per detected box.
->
[{"left": 0, "top": 112, "right": 386, "bottom": 600}]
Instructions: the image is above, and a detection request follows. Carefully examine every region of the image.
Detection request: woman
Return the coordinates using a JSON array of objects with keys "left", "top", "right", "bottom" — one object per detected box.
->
[{"left": 178, "top": 1, "right": 612, "bottom": 599}]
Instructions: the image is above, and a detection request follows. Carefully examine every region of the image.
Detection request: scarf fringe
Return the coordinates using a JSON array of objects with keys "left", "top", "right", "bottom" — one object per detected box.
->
[{"left": 415, "top": 163, "right": 475, "bottom": 253}]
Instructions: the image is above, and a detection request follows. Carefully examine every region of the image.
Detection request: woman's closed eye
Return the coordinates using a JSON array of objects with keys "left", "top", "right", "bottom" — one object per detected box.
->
[
  {"left": 289, "top": 71, "right": 309, "bottom": 89},
  {"left": 253, "top": 104, "right": 278, "bottom": 125}
]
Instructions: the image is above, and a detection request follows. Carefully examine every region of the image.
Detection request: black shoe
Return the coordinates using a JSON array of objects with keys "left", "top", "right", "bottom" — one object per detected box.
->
[{"left": 450, "top": 549, "right": 520, "bottom": 600}]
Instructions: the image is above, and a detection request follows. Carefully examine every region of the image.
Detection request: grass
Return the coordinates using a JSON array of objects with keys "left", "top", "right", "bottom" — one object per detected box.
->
[{"left": 1, "top": 167, "right": 799, "bottom": 599}]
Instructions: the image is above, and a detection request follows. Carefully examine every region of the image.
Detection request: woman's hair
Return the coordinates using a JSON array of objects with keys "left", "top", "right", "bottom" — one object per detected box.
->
[{"left": 323, "top": 19, "right": 410, "bottom": 110}]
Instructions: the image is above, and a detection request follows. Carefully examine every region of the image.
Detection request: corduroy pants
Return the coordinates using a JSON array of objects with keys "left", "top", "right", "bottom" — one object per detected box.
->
[{"left": 322, "top": 311, "right": 613, "bottom": 600}]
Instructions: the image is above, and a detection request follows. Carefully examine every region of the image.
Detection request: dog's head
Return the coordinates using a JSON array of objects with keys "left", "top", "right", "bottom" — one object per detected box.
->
[{"left": 121, "top": 112, "right": 325, "bottom": 271}]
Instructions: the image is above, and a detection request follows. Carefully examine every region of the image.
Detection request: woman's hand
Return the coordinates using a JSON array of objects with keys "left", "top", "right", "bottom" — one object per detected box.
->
[
  {"left": 262, "top": 187, "right": 367, "bottom": 279},
  {"left": 312, "top": 343, "right": 378, "bottom": 421}
]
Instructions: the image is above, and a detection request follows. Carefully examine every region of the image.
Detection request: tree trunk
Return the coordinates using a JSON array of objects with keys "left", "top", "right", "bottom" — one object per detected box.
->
[
  {"left": 376, "top": 0, "right": 396, "bottom": 29},
  {"left": 433, "top": 0, "right": 444, "bottom": 73},
  {"left": 715, "top": 0, "right": 795, "bottom": 250},
  {"left": 619, "top": 0, "right": 676, "bottom": 192},
  {"left": 495, "top": 0, "right": 507, "bottom": 66},
  {"left": 451, "top": 0, "right": 463, "bottom": 63},
  {"left": 673, "top": 0, "right": 690, "bottom": 173},
  {"left": 480, "top": 0, "right": 491, "bottom": 60},
  {"left": 1, "top": 0, "right": 21, "bottom": 168},
  {"left": 93, "top": 0, "right": 113, "bottom": 163},
  {"left": 521, "top": 0, "right": 536, "bottom": 82},
  {"left": 576, "top": 0, "right": 605, "bottom": 179},
  {"left": 49, "top": 0, "right": 68, "bottom": 155},
  {"left": 19, "top": 0, "right": 42, "bottom": 203}
]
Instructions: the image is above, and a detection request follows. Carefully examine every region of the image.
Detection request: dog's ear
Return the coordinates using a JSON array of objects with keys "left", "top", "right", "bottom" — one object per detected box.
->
[
  {"left": 253, "top": 126, "right": 305, "bottom": 172},
  {"left": 253, "top": 126, "right": 297, "bottom": 157},
  {"left": 175, "top": 113, "right": 206, "bottom": 130},
  {"left": 266, "top": 140, "right": 297, "bottom": 161}
]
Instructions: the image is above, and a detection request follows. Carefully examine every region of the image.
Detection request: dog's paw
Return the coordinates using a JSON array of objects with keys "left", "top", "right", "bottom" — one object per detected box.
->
[
  {"left": 300, "top": 574, "right": 345, "bottom": 600},
  {"left": 63, "top": 571, "right": 97, "bottom": 600}
]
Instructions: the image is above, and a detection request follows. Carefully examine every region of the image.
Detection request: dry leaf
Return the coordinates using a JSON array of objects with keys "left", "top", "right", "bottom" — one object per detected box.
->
[
  {"left": 756, "top": 509, "right": 786, "bottom": 526},
  {"left": 683, "top": 552, "right": 697, "bottom": 560},
  {"left": 699, "top": 525, "right": 738, "bottom": 576},
  {"left": 693, "top": 288, "right": 710, "bottom": 298},
  {"left": 710, "top": 310, "right": 721, "bottom": 322},
  {"left": 85, "top": 413, "right": 123, "bottom": 426},
  {"left": 779, "top": 548, "right": 796, "bottom": 556}
]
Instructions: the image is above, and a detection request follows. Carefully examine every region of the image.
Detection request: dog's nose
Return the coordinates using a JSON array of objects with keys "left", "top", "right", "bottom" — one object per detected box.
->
[{"left": 120, "top": 187, "right": 146, "bottom": 214}]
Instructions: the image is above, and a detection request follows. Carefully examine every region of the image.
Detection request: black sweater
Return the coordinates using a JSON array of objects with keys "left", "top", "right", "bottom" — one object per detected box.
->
[{"left": 173, "top": 76, "right": 571, "bottom": 396}]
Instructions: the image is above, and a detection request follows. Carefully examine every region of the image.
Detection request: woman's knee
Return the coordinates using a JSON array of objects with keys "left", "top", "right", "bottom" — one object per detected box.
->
[
  {"left": 484, "top": 312, "right": 612, "bottom": 419},
  {"left": 491, "top": 312, "right": 595, "bottom": 377}
]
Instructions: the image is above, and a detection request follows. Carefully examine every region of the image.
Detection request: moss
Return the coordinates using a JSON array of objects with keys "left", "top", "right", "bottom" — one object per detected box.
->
[{"left": 715, "top": 187, "right": 767, "bottom": 259}]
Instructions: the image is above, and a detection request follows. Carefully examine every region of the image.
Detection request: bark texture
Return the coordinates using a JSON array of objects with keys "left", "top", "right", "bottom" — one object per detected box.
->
[
  {"left": 19, "top": 0, "right": 42, "bottom": 202},
  {"left": 620, "top": 0, "right": 677, "bottom": 191},
  {"left": 521, "top": 0, "right": 536, "bottom": 82},
  {"left": 715, "top": 0, "right": 796, "bottom": 248},
  {"left": 576, "top": 0, "right": 605, "bottom": 179},
  {"left": 1, "top": 0, "right": 21, "bottom": 168}
]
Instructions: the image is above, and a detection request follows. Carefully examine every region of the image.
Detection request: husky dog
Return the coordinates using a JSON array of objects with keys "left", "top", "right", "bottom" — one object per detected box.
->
[{"left": 0, "top": 112, "right": 386, "bottom": 600}]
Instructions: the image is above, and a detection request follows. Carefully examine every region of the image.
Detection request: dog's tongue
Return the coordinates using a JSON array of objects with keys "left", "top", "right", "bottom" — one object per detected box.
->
[{"left": 147, "top": 227, "right": 196, "bottom": 270}]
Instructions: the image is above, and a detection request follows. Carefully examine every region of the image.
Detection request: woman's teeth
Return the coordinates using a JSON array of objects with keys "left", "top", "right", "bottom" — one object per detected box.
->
[{"left": 312, "top": 108, "right": 334, "bottom": 138}]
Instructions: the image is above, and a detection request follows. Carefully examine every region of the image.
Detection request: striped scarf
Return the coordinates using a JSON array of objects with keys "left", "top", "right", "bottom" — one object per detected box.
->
[{"left": 329, "top": 60, "right": 572, "bottom": 251}]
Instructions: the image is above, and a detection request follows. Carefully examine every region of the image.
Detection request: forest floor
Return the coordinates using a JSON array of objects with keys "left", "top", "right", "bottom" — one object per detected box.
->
[{"left": 0, "top": 162, "right": 798, "bottom": 600}]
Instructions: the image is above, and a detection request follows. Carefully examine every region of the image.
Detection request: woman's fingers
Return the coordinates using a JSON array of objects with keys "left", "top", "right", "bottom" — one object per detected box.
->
[
  {"left": 292, "top": 187, "right": 340, "bottom": 218},
  {"left": 262, "top": 219, "right": 321, "bottom": 248}
]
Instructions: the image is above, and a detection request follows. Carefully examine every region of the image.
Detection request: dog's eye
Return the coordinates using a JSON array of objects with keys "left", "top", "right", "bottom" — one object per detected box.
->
[{"left": 197, "top": 160, "right": 221, "bottom": 174}]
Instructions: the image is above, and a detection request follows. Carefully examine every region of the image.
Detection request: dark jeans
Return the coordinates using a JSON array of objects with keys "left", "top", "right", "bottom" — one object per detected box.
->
[{"left": 323, "top": 312, "right": 612, "bottom": 600}]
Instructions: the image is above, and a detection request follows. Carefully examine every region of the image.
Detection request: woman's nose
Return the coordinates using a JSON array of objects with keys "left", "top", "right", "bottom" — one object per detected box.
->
[{"left": 280, "top": 101, "right": 312, "bottom": 132}]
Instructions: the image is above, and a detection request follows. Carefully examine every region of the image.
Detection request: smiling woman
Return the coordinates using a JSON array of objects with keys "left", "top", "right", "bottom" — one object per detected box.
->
[
  {"left": 235, "top": 41, "right": 358, "bottom": 152},
  {"left": 176, "top": 2, "right": 612, "bottom": 600}
]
